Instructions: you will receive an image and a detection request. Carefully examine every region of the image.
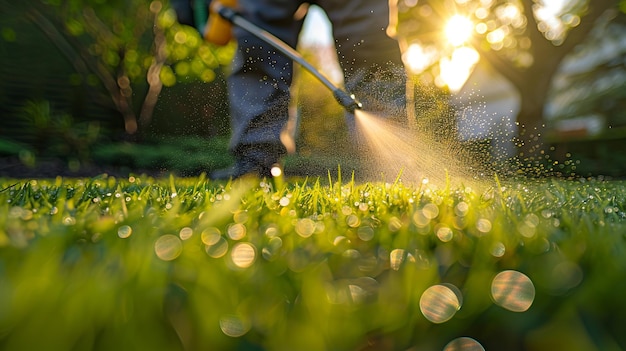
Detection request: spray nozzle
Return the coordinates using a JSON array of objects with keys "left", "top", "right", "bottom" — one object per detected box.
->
[{"left": 333, "top": 89, "right": 362, "bottom": 113}]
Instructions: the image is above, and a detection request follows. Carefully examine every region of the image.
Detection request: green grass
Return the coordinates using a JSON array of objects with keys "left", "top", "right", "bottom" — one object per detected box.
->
[{"left": 0, "top": 173, "right": 625, "bottom": 351}]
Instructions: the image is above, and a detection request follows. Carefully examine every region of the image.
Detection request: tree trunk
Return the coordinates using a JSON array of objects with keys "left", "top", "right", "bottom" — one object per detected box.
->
[{"left": 476, "top": 0, "right": 615, "bottom": 162}]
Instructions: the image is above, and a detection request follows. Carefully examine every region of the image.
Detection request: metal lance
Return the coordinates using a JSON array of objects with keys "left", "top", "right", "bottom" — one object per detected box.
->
[{"left": 214, "top": 3, "right": 362, "bottom": 113}]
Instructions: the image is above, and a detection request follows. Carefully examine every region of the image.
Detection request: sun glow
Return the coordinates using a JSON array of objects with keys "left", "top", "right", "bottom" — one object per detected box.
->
[
  {"left": 445, "top": 15, "right": 474, "bottom": 46},
  {"left": 438, "top": 46, "right": 480, "bottom": 92}
]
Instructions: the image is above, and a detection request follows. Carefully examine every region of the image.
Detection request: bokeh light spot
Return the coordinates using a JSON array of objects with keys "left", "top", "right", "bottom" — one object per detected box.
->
[
  {"left": 201, "top": 227, "right": 221, "bottom": 245},
  {"left": 117, "top": 225, "right": 132, "bottom": 239},
  {"left": 295, "top": 218, "right": 316, "bottom": 238},
  {"left": 206, "top": 237, "right": 229, "bottom": 258},
  {"left": 219, "top": 315, "right": 250, "bottom": 337},
  {"left": 227, "top": 223, "right": 247, "bottom": 240},
  {"left": 419, "top": 284, "right": 462, "bottom": 323},
  {"left": 346, "top": 214, "right": 361, "bottom": 228},
  {"left": 422, "top": 203, "right": 440, "bottom": 219},
  {"left": 357, "top": 226, "right": 375, "bottom": 241},
  {"left": 491, "top": 270, "right": 535, "bottom": 312},
  {"left": 231, "top": 243, "right": 256, "bottom": 268},
  {"left": 179, "top": 227, "right": 193, "bottom": 240},
  {"left": 390, "top": 249, "right": 405, "bottom": 271},
  {"left": 435, "top": 225, "right": 453, "bottom": 242},
  {"left": 443, "top": 337, "right": 485, "bottom": 351},
  {"left": 154, "top": 234, "right": 183, "bottom": 261}
]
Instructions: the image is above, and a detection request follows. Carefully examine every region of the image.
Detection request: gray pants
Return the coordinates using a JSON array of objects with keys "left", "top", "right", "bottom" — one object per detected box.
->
[{"left": 228, "top": 0, "right": 405, "bottom": 166}]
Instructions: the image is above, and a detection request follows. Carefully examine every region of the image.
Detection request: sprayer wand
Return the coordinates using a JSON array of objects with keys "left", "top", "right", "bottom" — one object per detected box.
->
[{"left": 214, "top": 4, "right": 362, "bottom": 113}]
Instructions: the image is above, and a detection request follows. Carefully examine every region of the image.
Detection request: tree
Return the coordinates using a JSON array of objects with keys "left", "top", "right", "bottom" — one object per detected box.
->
[
  {"left": 396, "top": 0, "right": 618, "bottom": 159},
  {"left": 0, "top": 0, "right": 232, "bottom": 136}
]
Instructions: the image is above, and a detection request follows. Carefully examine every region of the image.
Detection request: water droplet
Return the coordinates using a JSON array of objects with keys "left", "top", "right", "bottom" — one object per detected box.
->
[
  {"left": 227, "top": 223, "right": 247, "bottom": 240},
  {"left": 390, "top": 249, "right": 405, "bottom": 270},
  {"left": 279, "top": 197, "right": 290, "bottom": 207},
  {"left": 346, "top": 215, "right": 360, "bottom": 228},
  {"left": 179, "top": 227, "right": 193, "bottom": 240},
  {"left": 205, "top": 237, "right": 229, "bottom": 258},
  {"left": 154, "top": 235, "right": 183, "bottom": 261},
  {"left": 233, "top": 210, "right": 248, "bottom": 223},
  {"left": 295, "top": 218, "right": 316, "bottom": 238},
  {"left": 118, "top": 225, "right": 132, "bottom": 238},
  {"left": 491, "top": 270, "right": 535, "bottom": 312},
  {"left": 476, "top": 218, "right": 492, "bottom": 233},
  {"left": 443, "top": 337, "right": 485, "bottom": 351},
  {"left": 455, "top": 202, "right": 469, "bottom": 216},
  {"left": 270, "top": 165, "right": 282, "bottom": 177},
  {"left": 422, "top": 203, "right": 439, "bottom": 219},
  {"left": 413, "top": 210, "right": 430, "bottom": 227},
  {"left": 63, "top": 216, "right": 76, "bottom": 226},
  {"left": 436, "top": 225, "right": 453, "bottom": 242},
  {"left": 490, "top": 242, "right": 506, "bottom": 257},
  {"left": 388, "top": 217, "right": 403, "bottom": 232},
  {"left": 219, "top": 315, "right": 250, "bottom": 337},
  {"left": 419, "top": 284, "right": 462, "bottom": 323},
  {"left": 201, "top": 227, "right": 221, "bottom": 245},
  {"left": 357, "top": 226, "right": 375, "bottom": 241},
  {"left": 231, "top": 243, "right": 256, "bottom": 268}
]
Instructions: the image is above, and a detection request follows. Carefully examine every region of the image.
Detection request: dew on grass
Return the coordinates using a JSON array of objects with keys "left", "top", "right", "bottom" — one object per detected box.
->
[
  {"left": 117, "top": 225, "right": 132, "bottom": 238},
  {"left": 419, "top": 284, "right": 462, "bottom": 323},
  {"left": 231, "top": 242, "right": 256, "bottom": 268},
  {"left": 219, "top": 315, "right": 250, "bottom": 337},
  {"left": 155, "top": 234, "right": 183, "bottom": 261},
  {"left": 443, "top": 337, "right": 485, "bottom": 351},
  {"left": 491, "top": 270, "right": 535, "bottom": 312}
]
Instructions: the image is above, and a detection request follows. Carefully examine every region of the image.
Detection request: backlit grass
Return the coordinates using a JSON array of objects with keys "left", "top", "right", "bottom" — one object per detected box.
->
[{"left": 0, "top": 173, "right": 625, "bottom": 351}]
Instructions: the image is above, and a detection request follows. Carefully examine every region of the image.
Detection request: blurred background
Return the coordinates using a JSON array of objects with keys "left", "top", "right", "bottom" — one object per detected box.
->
[{"left": 1, "top": 0, "right": 625, "bottom": 178}]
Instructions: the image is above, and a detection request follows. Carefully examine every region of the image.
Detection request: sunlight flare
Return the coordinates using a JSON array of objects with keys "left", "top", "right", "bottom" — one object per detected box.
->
[{"left": 445, "top": 15, "right": 474, "bottom": 46}]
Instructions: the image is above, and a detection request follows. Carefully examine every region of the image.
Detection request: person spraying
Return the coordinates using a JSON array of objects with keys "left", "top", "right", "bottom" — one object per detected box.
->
[{"left": 204, "top": 0, "right": 407, "bottom": 179}]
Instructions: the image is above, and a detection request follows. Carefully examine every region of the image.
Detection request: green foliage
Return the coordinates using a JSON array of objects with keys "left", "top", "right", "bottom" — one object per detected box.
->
[
  {"left": 91, "top": 136, "right": 233, "bottom": 175},
  {"left": 0, "top": 175, "right": 625, "bottom": 350},
  {"left": 9, "top": 100, "right": 103, "bottom": 162}
]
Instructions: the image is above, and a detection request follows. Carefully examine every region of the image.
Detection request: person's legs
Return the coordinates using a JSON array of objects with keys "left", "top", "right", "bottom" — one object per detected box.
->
[
  {"left": 213, "top": 0, "right": 305, "bottom": 179},
  {"left": 319, "top": 0, "right": 406, "bottom": 119}
]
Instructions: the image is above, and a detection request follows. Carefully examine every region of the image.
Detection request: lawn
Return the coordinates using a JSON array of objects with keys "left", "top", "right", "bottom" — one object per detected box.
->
[{"left": 0, "top": 173, "right": 624, "bottom": 351}]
